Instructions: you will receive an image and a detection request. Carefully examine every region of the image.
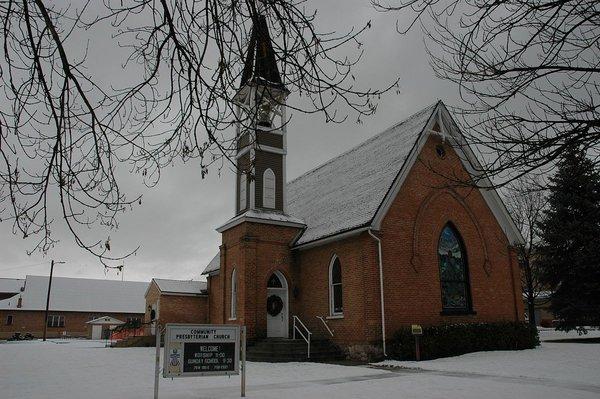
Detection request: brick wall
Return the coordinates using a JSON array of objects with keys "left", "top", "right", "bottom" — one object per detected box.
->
[
  {"left": 144, "top": 281, "right": 209, "bottom": 333},
  {"left": 217, "top": 221, "right": 301, "bottom": 340},
  {"left": 158, "top": 295, "right": 208, "bottom": 326},
  {"left": 210, "top": 132, "right": 524, "bottom": 348},
  {"left": 295, "top": 233, "right": 382, "bottom": 345},
  {"left": 293, "top": 133, "right": 524, "bottom": 348},
  {"left": 0, "top": 310, "right": 143, "bottom": 339},
  {"left": 378, "top": 134, "right": 523, "bottom": 334},
  {"left": 208, "top": 272, "right": 223, "bottom": 324}
]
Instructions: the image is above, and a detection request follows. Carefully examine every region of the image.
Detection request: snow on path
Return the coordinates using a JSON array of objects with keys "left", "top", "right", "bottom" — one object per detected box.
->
[
  {"left": 376, "top": 336, "right": 600, "bottom": 386},
  {"left": 0, "top": 339, "right": 385, "bottom": 399}
]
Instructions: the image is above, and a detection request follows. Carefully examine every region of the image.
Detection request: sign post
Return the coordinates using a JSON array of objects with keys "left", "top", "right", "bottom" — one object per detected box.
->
[
  {"left": 159, "top": 324, "right": 245, "bottom": 397},
  {"left": 240, "top": 326, "right": 246, "bottom": 397},
  {"left": 163, "top": 324, "right": 240, "bottom": 377},
  {"left": 411, "top": 324, "right": 423, "bottom": 361},
  {"left": 154, "top": 321, "right": 161, "bottom": 399}
]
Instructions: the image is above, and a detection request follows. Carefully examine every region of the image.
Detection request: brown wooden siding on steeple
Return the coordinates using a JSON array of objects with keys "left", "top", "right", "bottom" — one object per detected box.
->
[
  {"left": 254, "top": 151, "right": 283, "bottom": 210},
  {"left": 237, "top": 133, "right": 251, "bottom": 150},
  {"left": 256, "top": 131, "right": 283, "bottom": 148}
]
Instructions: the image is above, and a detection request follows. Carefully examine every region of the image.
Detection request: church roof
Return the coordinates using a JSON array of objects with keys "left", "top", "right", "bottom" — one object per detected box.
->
[
  {"left": 206, "top": 101, "right": 522, "bottom": 275},
  {"left": 240, "top": 15, "right": 285, "bottom": 90},
  {"left": 287, "top": 103, "right": 439, "bottom": 246},
  {"left": 201, "top": 253, "right": 221, "bottom": 276},
  {"left": 152, "top": 278, "right": 207, "bottom": 295},
  {"left": 86, "top": 316, "right": 125, "bottom": 326}
]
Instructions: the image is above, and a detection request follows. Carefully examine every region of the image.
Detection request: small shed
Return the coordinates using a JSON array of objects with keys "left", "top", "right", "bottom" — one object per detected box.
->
[{"left": 86, "top": 316, "right": 125, "bottom": 340}]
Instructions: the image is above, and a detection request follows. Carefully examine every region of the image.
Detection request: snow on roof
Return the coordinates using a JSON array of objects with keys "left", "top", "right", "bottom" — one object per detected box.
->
[
  {"left": 0, "top": 278, "right": 25, "bottom": 294},
  {"left": 216, "top": 209, "right": 305, "bottom": 233},
  {"left": 153, "top": 278, "right": 207, "bottom": 294},
  {"left": 201, "top": 253, "right": 221, "bottom": 276},
  {"left": 0, "top": 275, "right": 149, "bottom": 313},
  {"left": 86, "top": 316, "right": 125, "bottom": 325},
  {"left": 287, "top": 103, "right": 438, "bottom": 245}
]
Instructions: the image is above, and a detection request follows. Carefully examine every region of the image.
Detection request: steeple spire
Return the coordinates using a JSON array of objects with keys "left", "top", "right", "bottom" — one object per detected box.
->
[
  {"left": 240, "top": 15, "right": 285, "bottom": 90},
  {"left": 233, "top": 13, "right": 289, "bottom": 216}
]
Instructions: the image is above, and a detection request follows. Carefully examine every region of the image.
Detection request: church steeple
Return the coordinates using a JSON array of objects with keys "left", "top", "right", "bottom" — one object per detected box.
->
[
  {"left": 234, "top": 14, "right": 289, "bottom": 215},
  {"left": 240, "top": 15, "right": 285, "bottom": 92}
]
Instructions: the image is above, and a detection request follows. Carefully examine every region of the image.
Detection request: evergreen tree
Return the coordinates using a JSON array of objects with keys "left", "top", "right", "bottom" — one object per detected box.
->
[{"left": 538, "top": 148, "right": 600, "bottom": 332}]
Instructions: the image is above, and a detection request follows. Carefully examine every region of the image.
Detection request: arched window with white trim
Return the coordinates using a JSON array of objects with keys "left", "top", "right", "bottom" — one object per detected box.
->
[
  {"left": 239, "top": 173, "right": 247, "bottom": 211},
  {"left": 230, "top": 268, "right": 237, "bottom": 319},
  {"left": 263, "top": 168, "right": 276, "bottom": 209},
  {"left": 329, "top": 255, "right": 343, "bottom": 316},
  {"left": 438, "top": 223, "right": 472, "bottom": 312}
]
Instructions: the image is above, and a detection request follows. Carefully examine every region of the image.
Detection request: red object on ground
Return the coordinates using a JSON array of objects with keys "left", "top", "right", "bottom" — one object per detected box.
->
[{"left": 111, "top": 327, "right": 145, "bottom": 341}]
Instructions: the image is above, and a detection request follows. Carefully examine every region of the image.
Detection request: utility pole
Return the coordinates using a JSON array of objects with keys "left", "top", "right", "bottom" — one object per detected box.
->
[{"left": 43, "top": 260, "right": 64, "bottom": 341}]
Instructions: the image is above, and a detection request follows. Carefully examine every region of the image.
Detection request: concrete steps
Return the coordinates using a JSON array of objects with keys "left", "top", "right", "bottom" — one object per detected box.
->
[{"left": 246, "top": 338, "right": 343, "bottom": 362}]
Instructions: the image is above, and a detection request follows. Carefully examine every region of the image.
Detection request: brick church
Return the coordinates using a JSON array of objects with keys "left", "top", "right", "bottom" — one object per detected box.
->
[{"left": 195, "top": 15, "right": 524, "bottom": 352}]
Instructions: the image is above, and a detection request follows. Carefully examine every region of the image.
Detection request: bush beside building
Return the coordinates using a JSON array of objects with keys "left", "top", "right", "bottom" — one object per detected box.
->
[{"left": 390, "top": 322, "right": 539, "bottom": 360}]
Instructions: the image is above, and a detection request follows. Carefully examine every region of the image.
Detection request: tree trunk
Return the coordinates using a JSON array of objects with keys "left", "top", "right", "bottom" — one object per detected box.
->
[
  {"left": 523, "top": 256, "right": 537, "bottom": 328},
  {"left": 527, "top": 298, "right": 537, "bottom": 328}
]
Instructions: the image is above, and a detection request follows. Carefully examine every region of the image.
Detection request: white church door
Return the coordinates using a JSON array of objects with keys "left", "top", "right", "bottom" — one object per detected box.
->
[{"left": 266, "top": 271, "right": 289, "bottom": 338}]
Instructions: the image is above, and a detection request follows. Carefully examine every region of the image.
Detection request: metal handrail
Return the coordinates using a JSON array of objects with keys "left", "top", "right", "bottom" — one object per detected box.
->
[
  {"left": 316, "top": 316, "right": 334, "bottom": 337},
  {"left": 292, "top": 315, "right": 312, "bottom": 358}
]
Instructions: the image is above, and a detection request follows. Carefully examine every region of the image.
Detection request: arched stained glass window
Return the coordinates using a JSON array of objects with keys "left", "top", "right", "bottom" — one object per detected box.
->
[
  {"left": 438, "top": 224, "right": 472, "bottom": 311},
  {"left": 329, "top": 256, "right": 343, "bottom": 315}
]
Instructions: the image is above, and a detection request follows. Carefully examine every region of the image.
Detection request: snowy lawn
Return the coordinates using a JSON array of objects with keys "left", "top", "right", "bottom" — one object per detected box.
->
[
  {"left": 1, "top": 331, "right": 599, "bottom": 399},
  {"left": 376, "top": 329, "right": 600, "bottom": 395}
]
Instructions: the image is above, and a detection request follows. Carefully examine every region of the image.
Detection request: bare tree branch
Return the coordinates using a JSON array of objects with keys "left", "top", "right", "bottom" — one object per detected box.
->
[
  {"left": 0, "top": 0, "right": 398, "bottom": 265},
  {"left": 375, "top": 0, "right": 600, "bottom": 186},
  {"left": 504, "top": 176, "right": 548, "bottom": 326}
]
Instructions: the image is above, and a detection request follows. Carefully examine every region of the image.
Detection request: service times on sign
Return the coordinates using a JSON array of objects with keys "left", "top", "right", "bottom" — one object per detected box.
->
[{"left": 163, "top": 324, "right": 241, "bottom": 377}]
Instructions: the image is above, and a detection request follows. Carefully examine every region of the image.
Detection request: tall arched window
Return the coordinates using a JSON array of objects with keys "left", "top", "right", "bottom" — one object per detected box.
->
[
  {"left": 438, "top": 224, "right": 472, "bottom": 312},
  {"left": 239, "top": 174, "right": 247, "bottom": 210},
  {"left": 230, "top": 268, "right": 237, "bottom": 319},
  {"left": 263, "top": 168, "right": 276, "bottom": 208},
  {"left": 329, "top": 255, "right": 343, "bottom": 316}
]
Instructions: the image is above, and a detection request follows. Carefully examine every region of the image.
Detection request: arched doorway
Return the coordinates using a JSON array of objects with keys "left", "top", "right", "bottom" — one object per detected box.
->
[{"left": 266, "top": 271, "right": 289, "bottom": 338}]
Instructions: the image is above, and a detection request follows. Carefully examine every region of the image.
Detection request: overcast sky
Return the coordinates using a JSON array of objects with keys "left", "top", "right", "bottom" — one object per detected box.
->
[{"left": 0, "top": 1, "right": 458, "bottom": 282}]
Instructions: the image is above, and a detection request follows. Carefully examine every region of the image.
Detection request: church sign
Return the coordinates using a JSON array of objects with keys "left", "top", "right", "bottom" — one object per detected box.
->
[{"left": 163, "top": 324, "right": 240, "bottom": 377}]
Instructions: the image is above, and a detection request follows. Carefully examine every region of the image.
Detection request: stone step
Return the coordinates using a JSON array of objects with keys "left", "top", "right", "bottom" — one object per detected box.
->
[
  {"left": 249, "top": 338, "right": 334, "bottom": 347},
  {"left": 246, "top": 338, "right": 342, "bottom": 363},
  {"left": 247, "top": 347, "right": 331, "bottom": 354}
]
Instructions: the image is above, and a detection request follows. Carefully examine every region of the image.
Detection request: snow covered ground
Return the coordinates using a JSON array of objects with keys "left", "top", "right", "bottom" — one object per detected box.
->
[{"left": 1, "top": 330, "right": 599, "bottom": 399}]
